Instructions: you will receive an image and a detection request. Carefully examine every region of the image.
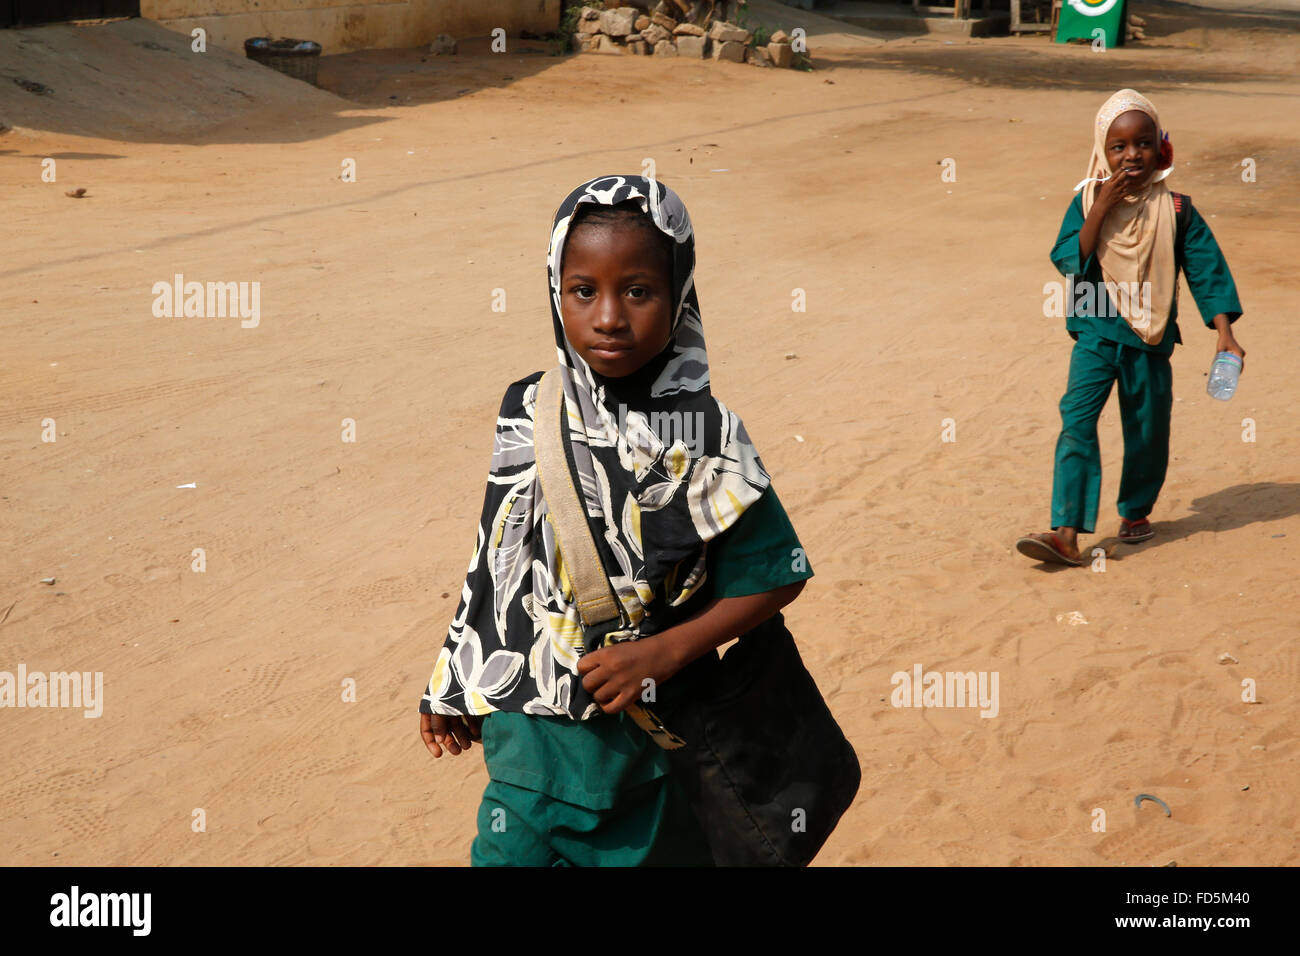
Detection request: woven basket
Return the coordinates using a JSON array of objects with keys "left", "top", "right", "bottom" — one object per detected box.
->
[{"left": 244, "top": 37, "right": 322, "bottom": 86}]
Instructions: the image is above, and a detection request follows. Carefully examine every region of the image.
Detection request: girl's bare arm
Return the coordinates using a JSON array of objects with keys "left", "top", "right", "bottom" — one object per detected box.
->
[
  {"left": 1211, "top": 313, "right": 1245, "bottom": 361},
  {"left": 1078, "top": 170, "right": 1142, "bottom": 262}
]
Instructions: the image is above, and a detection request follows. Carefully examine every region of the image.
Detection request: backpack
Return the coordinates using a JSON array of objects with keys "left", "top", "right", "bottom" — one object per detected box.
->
[{"left": 1172, "top": 191, "right": 1192, "bottom": 242}]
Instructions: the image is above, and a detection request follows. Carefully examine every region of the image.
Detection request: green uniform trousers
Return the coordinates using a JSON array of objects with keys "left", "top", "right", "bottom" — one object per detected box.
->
[
  {"left": 1051, "top": 332, "right": 1173, "bottom": 534},
  {"left": 470, "top": 773, "right": 715, "bottom": 867}
]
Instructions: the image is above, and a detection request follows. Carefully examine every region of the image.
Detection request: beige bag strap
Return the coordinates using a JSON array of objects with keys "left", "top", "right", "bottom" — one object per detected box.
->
[
  {"left": 534, "top": 368, "right": 622, "bottom": 628},
  {"left": 533, "top": 368, "right": 686, "bottom": 750}
]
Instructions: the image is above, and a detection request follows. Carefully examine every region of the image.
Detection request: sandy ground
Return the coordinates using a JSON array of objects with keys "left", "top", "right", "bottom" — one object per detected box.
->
[{"left": 1, "top": 2, "right": 1297, "bottom": 866}]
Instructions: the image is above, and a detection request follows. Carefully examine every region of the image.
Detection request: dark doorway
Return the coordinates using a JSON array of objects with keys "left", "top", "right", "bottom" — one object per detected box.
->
[{"left": 3, "top": 1, "right": 140, "bottom": 28}]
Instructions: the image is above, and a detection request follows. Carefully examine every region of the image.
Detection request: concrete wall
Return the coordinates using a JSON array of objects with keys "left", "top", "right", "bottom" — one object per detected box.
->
[{"left": 140, "top": 0, "right": 562, "bottom": 53}]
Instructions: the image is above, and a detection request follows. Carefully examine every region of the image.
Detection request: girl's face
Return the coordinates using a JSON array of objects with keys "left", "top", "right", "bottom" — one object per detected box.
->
[
  {"left": 559, "top": 220, "right": 673, "bottom": 379},
  {"left": 1105, "top": 109, "right": 1159, "bottom": 181}
]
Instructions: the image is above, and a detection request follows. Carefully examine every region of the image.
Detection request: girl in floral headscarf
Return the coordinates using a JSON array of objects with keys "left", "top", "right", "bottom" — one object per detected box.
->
[
  {"left": 1017, "top": 89, "right": 1245, "bottom": 566},
  {"left": 417, "top": 176, "right": 813, "bottom": 865}
]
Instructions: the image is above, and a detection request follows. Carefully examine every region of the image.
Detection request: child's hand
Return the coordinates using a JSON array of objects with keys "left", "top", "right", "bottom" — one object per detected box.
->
[
  {"left": 420, "top": 711, "right": 483, "bottom": 758},
  {"left": 1095, "top": 166, "right": 1141, "bottom": 210},
  {"left": 1216, "top": 330, "right": 1246, "bottom": 365},
  {"left": 577, "top": 637, "right": 679, "bottom": 715},
  {"left": 1079, "top": 171, "right": 1143, "bottom": 260}
]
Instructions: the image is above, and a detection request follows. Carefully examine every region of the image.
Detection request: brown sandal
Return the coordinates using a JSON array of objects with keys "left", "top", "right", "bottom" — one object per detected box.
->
[
  {"left": 1015, "top": 532, "right": 1084, "bottom": 567},
  {"left": 1119, "top": 517, "right": 1154, "bottom": 543}
]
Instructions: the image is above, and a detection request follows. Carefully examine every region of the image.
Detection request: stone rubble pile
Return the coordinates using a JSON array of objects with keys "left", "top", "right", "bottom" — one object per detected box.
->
[{"left": 573, "top": 1, "right": 802, "bottom": 68}]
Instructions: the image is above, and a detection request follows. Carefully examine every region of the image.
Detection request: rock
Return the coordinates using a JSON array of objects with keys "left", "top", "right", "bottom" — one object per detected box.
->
[
  {"left": 595, "top": 34, "right": 625, "bottom": 53},
  {"left": 601, "top": 6, "right": 639, "bottom": 36},
  {"left": 770, "top": 29, "right": 791, "bottom": 45},
  {"left": 747, "top": 45, "right": 772, "bottom": 66},
  {"left": 1219, "top": 652, "right": 1239, "bottom": 664},
  {"left": 653, "top": 38, "right": 678, "bottom": 56},
  {"left": 675, "top": 34, "right": 706, "bottom": 57},
  {"left": 572, "top": 32, "right": 597, "bottom": 51},
  {"left": 708, "top": 20, "right": 750, "bottom": 43},
  {"left": 429, "top": 34, "right": 457, "bottom": 55},
  {"left": 578, "top": 17, "right": 602, "bottom": 34},
  {"left": 643, "top": 23, "right": 671, "bottom": 44},
  {"left": 580, "top": 5, "right": 601, "bottom": 18},
  {"left": 635, "top": 15, "right": 651, "bottom": 30},
  {"left": 628, "top": 37, "right": 649, "bottom": 54},
  {"left": 768, "top": 41, "right": 793, "bottom": 68},
  {"left": 651, "top": 11, "right": 678, "bottom": 31},
  {"left": 713, "top": 38, "right": 745, "bottom": 62},
  {"left": 673, "top": 22, "right": 704, "bottom": 36}
]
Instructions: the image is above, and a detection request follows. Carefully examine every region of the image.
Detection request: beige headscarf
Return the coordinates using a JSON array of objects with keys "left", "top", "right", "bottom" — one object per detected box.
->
[{"left": 1078, "top": 89, "right": 1176, "bottom": 345}]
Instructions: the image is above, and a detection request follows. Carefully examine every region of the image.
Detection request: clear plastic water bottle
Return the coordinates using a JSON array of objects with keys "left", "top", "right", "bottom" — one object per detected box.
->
[{"left": 1207, "top": 351, "right": 1243, "bottom": 401}]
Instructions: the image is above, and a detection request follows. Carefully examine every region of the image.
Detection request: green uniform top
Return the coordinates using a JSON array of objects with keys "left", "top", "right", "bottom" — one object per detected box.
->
[
  {"left": 479, "top": 484, "right": 813, "bottom": 810},
  {"left": 1050, "top": 192, "right": 1243, "bottom": 356}
]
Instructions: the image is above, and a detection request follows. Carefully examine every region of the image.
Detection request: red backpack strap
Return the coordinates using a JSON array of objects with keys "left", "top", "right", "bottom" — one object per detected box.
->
[{"left": 1171, "top": 191, "right": 1191, "bottom": 240}]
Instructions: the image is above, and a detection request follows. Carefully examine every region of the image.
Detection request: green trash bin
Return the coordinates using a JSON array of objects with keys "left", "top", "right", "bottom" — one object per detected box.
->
[{"left": 1055, "top": 0, "right": 1127, "bottom": 49}]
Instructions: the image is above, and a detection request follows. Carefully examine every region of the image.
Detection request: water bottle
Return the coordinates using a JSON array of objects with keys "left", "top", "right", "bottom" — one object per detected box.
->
[{"left": 1207, "top": 351, "right": 1243, "bottom": 401}]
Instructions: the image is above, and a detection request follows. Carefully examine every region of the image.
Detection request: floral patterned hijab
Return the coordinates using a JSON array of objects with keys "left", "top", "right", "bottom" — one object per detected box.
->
[{"left": 420, "top": 175, "right": 771, "bottom": 720}]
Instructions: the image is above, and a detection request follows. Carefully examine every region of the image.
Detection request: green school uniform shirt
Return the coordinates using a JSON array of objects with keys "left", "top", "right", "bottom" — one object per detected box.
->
[
  {"left": 1050, "top": 192, "right": 1243, "bottom": 356},
  {"left": 479, "top": 483, "right": 813, "bottom": 810}
]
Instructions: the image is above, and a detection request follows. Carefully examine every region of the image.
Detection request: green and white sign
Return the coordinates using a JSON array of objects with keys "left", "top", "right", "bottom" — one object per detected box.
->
[{"left": 1056, "top": 0, "right": 1127, "bottom": 49}]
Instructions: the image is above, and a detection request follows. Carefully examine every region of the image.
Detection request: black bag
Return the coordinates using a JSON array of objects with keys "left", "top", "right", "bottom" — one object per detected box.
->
[
  {"left": 533, "top": 367, "right": 860, "bottom": 866},
  {"left": 657, "top": 611, "right": 861, "bottom": 867}
]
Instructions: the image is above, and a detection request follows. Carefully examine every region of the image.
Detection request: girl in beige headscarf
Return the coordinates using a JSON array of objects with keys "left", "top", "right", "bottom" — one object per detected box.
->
[{"left": 1016, "top": 89, "right": 1246, "bottom": 567}]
